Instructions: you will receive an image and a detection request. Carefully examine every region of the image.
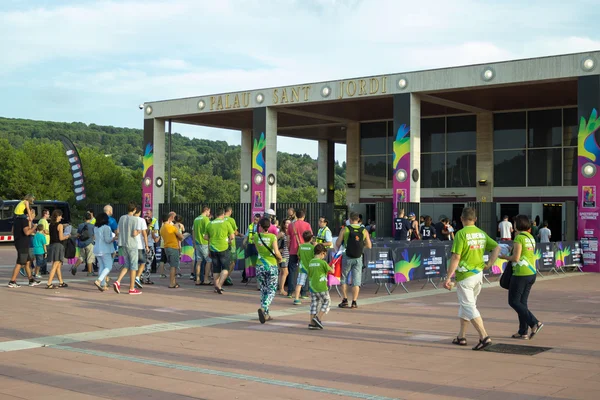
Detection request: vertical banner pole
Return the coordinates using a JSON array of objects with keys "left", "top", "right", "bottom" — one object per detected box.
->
[{"left": 167, "top": 119, "right": 172, "bottom": 208}]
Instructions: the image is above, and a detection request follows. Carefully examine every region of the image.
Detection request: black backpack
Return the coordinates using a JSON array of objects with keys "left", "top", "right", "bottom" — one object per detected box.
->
[
  {"left": 64, "top": 238, "right": 76, "bottom": 259},
  {"left": 79, "top": 224, "right": 91, "bottom": 242},
  {"left": 345, "top": 226, "right": 365, "bottom": 258}
]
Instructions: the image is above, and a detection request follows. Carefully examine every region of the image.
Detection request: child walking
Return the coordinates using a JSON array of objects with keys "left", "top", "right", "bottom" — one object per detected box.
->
[
  {"left": 307, "top": 244, "right": 334, "bottom": 330},
  {"left": 293, "top": 230, "right": 314, "bottom": 305}
]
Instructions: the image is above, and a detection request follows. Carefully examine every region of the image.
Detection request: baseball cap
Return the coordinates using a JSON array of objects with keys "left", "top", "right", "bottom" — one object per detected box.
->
[
  {"left": 265, "top": 209, "right": 276, "bottom": 216},
  {"left": 408, "top": 212, "right": 416, "bottom": 217}
]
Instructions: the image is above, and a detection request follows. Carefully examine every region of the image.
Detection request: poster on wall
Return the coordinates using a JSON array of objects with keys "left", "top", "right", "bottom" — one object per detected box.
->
[{"left": 577, "top": 107, "right": 600, "bottom": 272}]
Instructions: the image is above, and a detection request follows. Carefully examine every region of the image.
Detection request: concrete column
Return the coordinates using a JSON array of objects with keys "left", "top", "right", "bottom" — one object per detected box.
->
[
  {"left": 409, "top": 94, "right": 421, "bottom": 203},
  {"left": 476, "top": 112, "right": 494, "bottom": 202},
  {"left": 251, "top": 107, "right": 277, "bottom": 214},
  {"left": 240, "top": 128, "right": 252, "bottom": 203},
  {"left": 141, "top": 118, "right": 165, "bottom": 218},
  {"left": 317, "top": 139, "right": 335, "bottom": 203},
  {"left": 346, "top": 122, "right": 360, "bottom": 205}
]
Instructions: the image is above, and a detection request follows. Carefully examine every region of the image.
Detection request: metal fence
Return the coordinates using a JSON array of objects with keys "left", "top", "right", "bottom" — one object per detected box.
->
[
  {"left": 274, "top": 202, "right": 334, "bottom": 233},
  {"left": 159, "top": 203, "right": 252, "bottom": 233}
]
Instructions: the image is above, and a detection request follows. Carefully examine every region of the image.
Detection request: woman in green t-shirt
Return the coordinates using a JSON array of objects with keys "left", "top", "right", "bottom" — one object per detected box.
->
[
  {"left": 499, "top": 215, "right": 544, "bottom": 340},
  {"left": 253, "top": 218, "right": 283, "bottom": 324}
]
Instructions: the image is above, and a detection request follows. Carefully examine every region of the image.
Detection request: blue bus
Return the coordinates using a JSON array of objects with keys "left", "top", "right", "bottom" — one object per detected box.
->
[{"left": 0, "top": 200, "right": 71, "bottom": 242}]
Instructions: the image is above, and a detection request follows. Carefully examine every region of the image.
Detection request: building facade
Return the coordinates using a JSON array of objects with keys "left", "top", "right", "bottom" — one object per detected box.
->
[{"left": 142, "top": 51, "right": 600, "bottom": 268}]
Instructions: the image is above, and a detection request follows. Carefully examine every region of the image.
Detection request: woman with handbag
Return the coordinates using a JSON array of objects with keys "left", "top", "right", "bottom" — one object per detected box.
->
[
  {"left": 499, "top": 215, "right": 544, "bottom": 340},
  {"left": 254, "top": 217, "right": 283, "bottom": 324}
]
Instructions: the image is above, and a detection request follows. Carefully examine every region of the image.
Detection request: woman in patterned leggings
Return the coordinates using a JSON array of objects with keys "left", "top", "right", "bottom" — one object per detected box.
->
[{"left": 253, "top": 218, "right": 283, "bottom": 324}]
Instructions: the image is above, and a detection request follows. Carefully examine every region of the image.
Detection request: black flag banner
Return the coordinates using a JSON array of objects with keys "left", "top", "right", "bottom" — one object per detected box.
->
[{"left": 59, "top": 135, "right": 86, "bottom": 202}]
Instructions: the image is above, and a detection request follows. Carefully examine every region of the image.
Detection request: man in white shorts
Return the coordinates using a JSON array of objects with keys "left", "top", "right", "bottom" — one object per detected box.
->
[{"left": 444, "top": 207, "right": 500, "bottom": 351}]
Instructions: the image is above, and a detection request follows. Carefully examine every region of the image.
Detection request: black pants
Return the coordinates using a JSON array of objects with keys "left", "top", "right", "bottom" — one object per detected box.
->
[{"left": 508, "top": 274, "right": 539, "bottom": 335}]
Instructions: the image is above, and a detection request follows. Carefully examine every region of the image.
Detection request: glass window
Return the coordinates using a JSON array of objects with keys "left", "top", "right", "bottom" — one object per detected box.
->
[
  {"left": 421, "top": 153, "right": 445, "bottom": 188},
  {"left": 563, "top": 108, "right": 578, "bottom": 147},
  {"left": 447, "top": 152, "right": 476, "bottom": 188},
  {"left": 528, "top": 109, "right": 562, "bottom": 148},
  {"left": 563, "top": 148, "right": 578, "bottom": 186},
  {"left": 361, "top": 155, "right": 388, "bottom": 189},
  {"left": 421, "top": 118, "right": 445, "bottom": 153},
  {"left": 494, "top": 112, "right": 526, "bottom": 150},
  {"left": 447, "top": 116, "right": 476, "bottom": 151},
  {"left": 528, "top": 149, "right": 562, "bottom": 186},
  {"left": 494, "top": 150, "right": 526, "bottom": 187},
  {"left": 360, "top": 122, "right": 387, "bottom": 156}
]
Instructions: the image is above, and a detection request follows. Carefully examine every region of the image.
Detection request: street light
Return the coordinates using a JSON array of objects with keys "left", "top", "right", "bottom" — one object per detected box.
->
[{"left": 172, "top": 178, "right": 177, "bottom": 201}]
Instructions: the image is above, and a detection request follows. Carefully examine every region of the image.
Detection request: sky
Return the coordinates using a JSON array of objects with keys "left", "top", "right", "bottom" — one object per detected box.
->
[{"left": 1, "top": 0, "right": 600, "bottom": 163}]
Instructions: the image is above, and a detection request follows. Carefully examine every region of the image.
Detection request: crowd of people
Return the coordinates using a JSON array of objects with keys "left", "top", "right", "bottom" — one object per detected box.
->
[
  {"left": 6, "top": 197, "right": 544, "bottom": 343},
  {"left": 393, "top": 210, "right": 456, "bottom": 241}
]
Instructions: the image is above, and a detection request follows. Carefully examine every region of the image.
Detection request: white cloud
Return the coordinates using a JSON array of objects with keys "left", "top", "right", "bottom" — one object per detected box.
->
[{"left": 1, "top": 0, "right": 599, "bottom": 162}]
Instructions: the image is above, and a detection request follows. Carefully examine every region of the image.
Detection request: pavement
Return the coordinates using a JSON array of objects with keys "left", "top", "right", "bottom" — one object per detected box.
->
[{"left": 1, "top": 243, "right": 600, "bottom": 399}]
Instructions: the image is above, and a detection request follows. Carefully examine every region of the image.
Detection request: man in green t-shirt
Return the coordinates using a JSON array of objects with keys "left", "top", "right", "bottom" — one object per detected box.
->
[
  {"left": 293, "top": 230, "right": 315, "bottom": 306},
  {"left": 306, "top": 244, "right": 334, "bottom": 330},
  {"left": 444, "top": 207, "right": 500, "bottom": 351},
  {"left": 205, "top": 208, "right": 234, "bottom": 294},
  {"left": 192, "top": 206, "right": 212, "bottom": 285},
  {"left": 224, "top": 206, "right": 243, "bottom": 275}
]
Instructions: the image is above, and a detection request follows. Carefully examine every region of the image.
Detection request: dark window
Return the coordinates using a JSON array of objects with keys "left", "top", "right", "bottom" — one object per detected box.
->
[
  {"left": 563, "top": 108, "right": 578, "bottom": 147},
  {"left": 361, "top": 155, "right": 387, "bottom": 189},
  {"left": 528, "top": 109, "right": 562, "bottom": 148},
  {"left": 528, "top": 149, "right": 562, "bottom": 186},
  {"left": 494, "top": 150, "right": 526, "bottom": 187},
  {"left": 447, "top": 116, "right": 476, "bottom": 151},
  {"left": 563, "top": 148, "right": 578, "bottom": 186},
  {"left": 360, "top": 122, "right": 387, "bottom": 156},
  {"left": 421, "top": 118, "right": 445, "bottom": 153},
  {"left": 494, "top": 112, "right": 526, "bottom": 150},
  {"left": 447, "top": 152, "right": 476, "bottom": 188},
  {"left": 421, "top": 153, "right": 446, "bottom": 188}
]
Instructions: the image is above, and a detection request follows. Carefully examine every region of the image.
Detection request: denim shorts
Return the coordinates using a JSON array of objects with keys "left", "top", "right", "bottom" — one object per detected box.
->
[
  {"left": 122, "top": 247, "right": 139, "bottom": 271},
  {"left": 341, "top": 256, "right": 363, "bottom": 287},
  {"left": 195, "top": 244, "right": 211, "bottom": 263},
  {"left": 297, "top": 272, "right": 308, "bottom": 286}
]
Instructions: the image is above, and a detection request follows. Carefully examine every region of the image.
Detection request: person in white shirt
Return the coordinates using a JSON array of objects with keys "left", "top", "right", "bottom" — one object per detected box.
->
[
  {"left": 498, "top": 216, "right": 513, "bottom": 241},
  {"left": 538, "top": 222, "right": 552, "bottom": 243}
]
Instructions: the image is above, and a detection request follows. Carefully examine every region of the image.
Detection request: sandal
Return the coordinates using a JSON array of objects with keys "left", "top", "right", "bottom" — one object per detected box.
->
[
  {"left": 46, "top": 284, "right": 57, "bottom": 289},
  {"left": 530, "top": 322, "right": 544, "bottom": 339},
  {"left": 58, "top": 282, "right": 68, "bottom": 288},
  {"left": 511, "top": 333, "right": 529, "bottom": 340},
  {"left": 472, "top": 336, "right": 492, "bottom": 351},
  {"left": 452, "top": 336, "right": 467, "bottom": 346},
  {"left": 168, "top": 284, "right": 180, "bottom": 289}
]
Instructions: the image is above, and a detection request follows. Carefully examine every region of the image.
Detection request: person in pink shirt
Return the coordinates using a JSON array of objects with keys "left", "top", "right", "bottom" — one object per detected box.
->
[
  {"left": 264, "top": 209, "right": 279, "bottom": 235},
  {"left": 286, "top": 209, "right": 313, "bottom": 298}
]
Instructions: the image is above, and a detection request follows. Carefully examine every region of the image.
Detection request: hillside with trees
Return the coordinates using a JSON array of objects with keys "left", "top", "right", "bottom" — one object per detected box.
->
[{"left": 0, "top": 117, "right": 347, "bottom": 205}]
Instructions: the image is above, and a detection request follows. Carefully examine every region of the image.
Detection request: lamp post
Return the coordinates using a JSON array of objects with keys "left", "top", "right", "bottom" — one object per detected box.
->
[{"left": 172, "top": 178, "right": 177, "bottom": 202}]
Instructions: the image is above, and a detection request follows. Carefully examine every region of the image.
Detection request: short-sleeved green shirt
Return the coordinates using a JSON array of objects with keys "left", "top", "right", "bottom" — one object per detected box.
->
[
  {"left": 224, "top": 216, "right": 238, "bottom": 250},
  {"left": 307, "top": 257, "right": 331, "bottom": 293},
  {"left": 451, "top": 225, "right": 498, "bottom": 282},
  {"left": 513, "top": 232, "right": 537, "bottom": 276},
  {"left": 253, "top": 232, "right": 277, "bottom": 266},
  {"left": 193, "top": 215, "right": 210, "bottom": 245},
  {"left": 206, "top": 218, "right": 234, "bottom": 253},
  {"left": 298, "top": 243, "right": 315, "bottom": 274}
]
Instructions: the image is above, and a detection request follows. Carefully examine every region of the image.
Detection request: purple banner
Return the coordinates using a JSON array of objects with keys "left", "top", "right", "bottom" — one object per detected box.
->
[
  {"left": 142, "top": 119, "right": 154, "bottom": 215},
  {"left": 577, "top": 108, "right": 600, "bottom": 272},
  {"left": 251, "top": 131, "right": 266, "bottom": 216},
  {"left": 392, "top": 124, "right": 411, "bottom": 225}
]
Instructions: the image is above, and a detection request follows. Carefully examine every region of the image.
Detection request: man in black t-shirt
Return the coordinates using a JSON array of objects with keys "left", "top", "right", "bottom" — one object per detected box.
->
[
  {"left": 8, "top": 217, "right": 41, "bottom": 288},
  {"left": 393, "top": 209, "right": 412, "bottom": 241}
]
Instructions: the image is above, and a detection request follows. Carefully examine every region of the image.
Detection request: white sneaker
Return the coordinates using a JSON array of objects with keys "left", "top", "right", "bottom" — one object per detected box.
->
[
  {"left": 29, "top": 280, "right": 41, "bottom": 287},
  {"left": 8, "top": 282, "right": 21, "bottom": 288}
]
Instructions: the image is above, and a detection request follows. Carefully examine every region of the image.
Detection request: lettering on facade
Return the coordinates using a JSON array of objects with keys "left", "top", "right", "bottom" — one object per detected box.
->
[
  {"left": 272, "top": 86, "right": 311, "bottom": 104},
  {"left": 210, "top": 92, "right": 251, "bottom": 111},
  {"left": 338, "top": 77, "right": 387, "bottom": 99}
]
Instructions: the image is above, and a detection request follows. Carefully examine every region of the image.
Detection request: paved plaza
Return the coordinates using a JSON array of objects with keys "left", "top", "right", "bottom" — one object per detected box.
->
[{"left": 1, "top": 245, "right": 600, "bottom": 399}]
